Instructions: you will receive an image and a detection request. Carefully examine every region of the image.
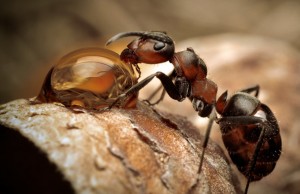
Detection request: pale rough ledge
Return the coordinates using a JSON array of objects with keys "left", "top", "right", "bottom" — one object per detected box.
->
[{"left": 0, "top": 99, "right": 241, "bottom": 194}]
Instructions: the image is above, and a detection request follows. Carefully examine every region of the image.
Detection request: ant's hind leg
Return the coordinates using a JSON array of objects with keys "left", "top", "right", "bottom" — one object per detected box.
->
[
  {"left": 239, "top": 85, "right": 260, "bottom": 97},
  {"left": 244, "top": 125, "right": 267, "bottom": 194}
]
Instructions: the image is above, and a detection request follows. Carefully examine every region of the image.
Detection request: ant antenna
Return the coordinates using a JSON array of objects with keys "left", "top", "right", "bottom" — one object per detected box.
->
[{"left": 106, "top": 31, "right": 174, "bottom": 46}]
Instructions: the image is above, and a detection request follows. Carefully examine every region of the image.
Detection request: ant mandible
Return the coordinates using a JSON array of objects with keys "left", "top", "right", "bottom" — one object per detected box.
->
[{"left": 106, "top": 31, "right": 282, "bottom": 194}]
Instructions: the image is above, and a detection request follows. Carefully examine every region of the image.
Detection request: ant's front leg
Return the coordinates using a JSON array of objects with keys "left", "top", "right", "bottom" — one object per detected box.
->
[
  {"left": 107, "top": 71, "right": 187, "bottom": 109},
  {"left": 174, "top": 76, "right": 190, "bottom": 102}
]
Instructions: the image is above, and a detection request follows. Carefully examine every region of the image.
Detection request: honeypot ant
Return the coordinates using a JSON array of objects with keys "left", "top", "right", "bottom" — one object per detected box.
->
[{"left": 105, "top": 31, "right": 282, "bottom": 194}]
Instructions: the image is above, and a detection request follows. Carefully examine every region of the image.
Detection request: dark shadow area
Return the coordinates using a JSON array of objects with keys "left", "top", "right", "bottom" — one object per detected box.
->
[{"left": 0, "top": 125, "right": 75, "bottom": 194}]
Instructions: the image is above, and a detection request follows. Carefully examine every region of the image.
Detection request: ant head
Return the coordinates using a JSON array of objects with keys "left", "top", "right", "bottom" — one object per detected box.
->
[{"left": 106, "top": 31, "right": 175, "bottom": 64}]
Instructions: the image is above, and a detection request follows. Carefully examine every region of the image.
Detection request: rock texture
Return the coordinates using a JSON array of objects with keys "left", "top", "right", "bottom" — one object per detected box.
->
[{"left": 0, "top": 99, "right": 241, "bottom": 194}]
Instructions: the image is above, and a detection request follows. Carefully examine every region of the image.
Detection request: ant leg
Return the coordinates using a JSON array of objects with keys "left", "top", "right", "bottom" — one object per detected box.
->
[
  {"left": 216, "top": 115, "right": 263, "bottom": 126},
  {"left": 144, "top": 87, "right": 166, "bottom": 106},
  {"left": 145, "top": 69, "right": 176, "bottom": 105},
  {"left": 244, "top": 125, "right": 266, "bottom": 194},
  {"left": 108, "top": 71, "right": 182, "bottom": 109},
  {"left": 198, "top": 110, "right": 217, "bottom": 173},
  {"left": 146, "top": 84, "right": 164, "bottom": 103},
  {"left": 239, "top": 85, "right": 260, "bottom": 97}
]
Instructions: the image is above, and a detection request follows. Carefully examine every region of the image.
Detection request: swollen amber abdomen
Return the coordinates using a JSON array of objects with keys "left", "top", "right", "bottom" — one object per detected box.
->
[{"left": 36, "top": 48, "right": 138, "bottom": 109}]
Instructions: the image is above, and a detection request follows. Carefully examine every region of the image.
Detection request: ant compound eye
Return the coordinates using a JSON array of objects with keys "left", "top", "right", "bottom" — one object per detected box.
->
[{"left": 154, "top": 42, "right": 165, "bottom": 51}]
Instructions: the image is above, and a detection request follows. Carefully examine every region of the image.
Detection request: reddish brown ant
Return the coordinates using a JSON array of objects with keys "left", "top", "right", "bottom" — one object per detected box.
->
[
  {"left": 106, "top": 31, "right": 282, "bottom": 194},
  {"left": 106, "top": 31, "right": 218, "bottom": 117}
]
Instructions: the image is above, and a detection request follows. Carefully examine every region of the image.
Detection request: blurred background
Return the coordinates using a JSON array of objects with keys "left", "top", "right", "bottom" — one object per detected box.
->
[
  {"left": 1, "top": 0, "right": 300, "bottom": 194},
  {"left": 1, "top": 0, "right": 300, "bottom": 103}
]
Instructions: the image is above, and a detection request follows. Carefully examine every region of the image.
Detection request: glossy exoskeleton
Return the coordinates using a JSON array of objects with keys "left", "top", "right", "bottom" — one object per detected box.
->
[
  {"left": 216, "top": 86, "right": 281, "bottom": 192},
  {"left": 36, "top": 47, "right": 138, "bottom": 109},
  {"left": 106, "top": 31, "right": 218, "bottom": 117},
  {"left": 106, "top": 31, "right": 281, "bottom": 194}
]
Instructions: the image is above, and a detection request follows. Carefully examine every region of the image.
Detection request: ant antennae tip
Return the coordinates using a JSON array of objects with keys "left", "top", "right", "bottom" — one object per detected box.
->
[{"left": 105, "top": 40, "right": 113, "bottom": 46}]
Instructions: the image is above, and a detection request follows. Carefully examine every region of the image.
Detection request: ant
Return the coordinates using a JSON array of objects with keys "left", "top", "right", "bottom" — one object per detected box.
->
[{"left": 106, "top": 31, "right": 282, "bottom": 194}]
